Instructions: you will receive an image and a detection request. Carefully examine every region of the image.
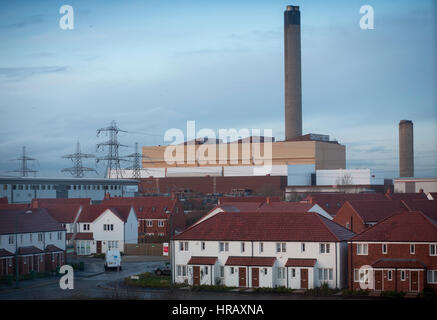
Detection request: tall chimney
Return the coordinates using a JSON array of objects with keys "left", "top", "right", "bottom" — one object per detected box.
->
[
  {"left": 284, "top": 5, "right": 302, "bottom": 141},
  {"left": 399, "top": 120, "right": 414, "bottom": 177}
]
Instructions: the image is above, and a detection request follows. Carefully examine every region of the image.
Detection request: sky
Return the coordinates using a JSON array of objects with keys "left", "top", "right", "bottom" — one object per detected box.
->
[{"left": 0, "top": 0, "right": 436, "bottom": 179}]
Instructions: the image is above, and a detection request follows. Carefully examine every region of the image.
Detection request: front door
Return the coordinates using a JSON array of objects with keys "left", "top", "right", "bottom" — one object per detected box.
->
[
  {"left": 239, "top": 267, "right": 246, "bottom": 287},
  {"left": 410, "top": 271, "right": 419, "bottom": 292},
  {"left": 252, "top": 268, "right": 259, "bottom": 287},
  {"left": 300, "top": 268, "right": 308, "bottom": 289},
  {"left": 96, "top": 241, "right": 102, "bottom": 254},
  {"left": 193, "top": 266, "right": 200, "bottom": 286},
  {"left": 374, "top": 270, "right": 383, "bottom": 291}
]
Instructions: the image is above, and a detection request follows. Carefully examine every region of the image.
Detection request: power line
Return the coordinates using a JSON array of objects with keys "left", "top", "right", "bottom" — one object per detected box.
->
[
  {"left": 61, "top": 141, "right": 98, "bottom": 178},
  {"left": 8, "top": 146, "right": 38, "bottom": 177},
  {"left": 96, "top": 120, "right": 128, "bottom": 179},
  {"left": 124, "top": 142, "right": 151, "bottom": 179}
]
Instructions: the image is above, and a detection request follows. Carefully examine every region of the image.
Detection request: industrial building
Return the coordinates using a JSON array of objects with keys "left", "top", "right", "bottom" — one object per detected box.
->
[{"left": 0, "top": 177, "right": 139, "bottom": 204}]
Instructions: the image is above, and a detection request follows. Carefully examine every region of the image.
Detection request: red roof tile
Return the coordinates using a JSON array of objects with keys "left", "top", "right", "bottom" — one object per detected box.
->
[
  {"left": 45, "top": 205, "right": 82, "bottom": 223},
  {"left": 402, "top": 200, "right": 437, "bottom": 221},
  {"left": 225, "top": 256, "right": 276, "bottom": 267},
  {"left": 343, "top": 200, "right": 408, "bottom": 223},
  {"left": 17, "top": 246, "right": 44, "bottom": 255},
  {"left": 67, "top": 232, "right": 93, "bottom": 240},
  {"left": 188, "top": 256, "right": 218, "bottom": 265},
  {"left": 45, "top": 245, "right": 63, "bottom": 252},
  {"left": 258, "top": 202, "right": 314, "bottom": 213},
  {"left": 0, "top": 197, "right": 8, "bottom": 204},
  {"left": 385, "top": 192, "right": 428, "bottom": 201},
  {"left": 0, "top": 204, "right": 30, "bottom": 210},
  {"left": 352, "top": 211, "right": 437, "bottom": 242},
  {"left": 0, "top": 249, "right": 14, "bottom": 257},
  {"left": 219, "top": 196, "right": 280, "bottom": 205},
  {"left": 0, "top": 208, "right": 65, "bottom": 235},
  {"left": 102, "top": 196, "right": 177, "bottom": 219},
  {"left": 372, "top": 258, "right": 426, "bottom": 269},
  {"left": 32, "top": 198, "right": 91, "bottom": 208},
  {"left": 175, "top": 211, "right": 355, "bottom": 242},
  {"left": 285, "top": 258, "right": 317, "bottom": 267},
  {"left": 305, "top": 193, "right": 387, "bottom": 216}
]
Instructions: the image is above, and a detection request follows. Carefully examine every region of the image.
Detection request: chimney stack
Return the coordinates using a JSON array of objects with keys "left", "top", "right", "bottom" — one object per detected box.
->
[
  {"left": 284, "top": 5, "right": 302, "bottom": 140},
  {"left": 399, "top": 120, "right": 414, "bottom": 177}
]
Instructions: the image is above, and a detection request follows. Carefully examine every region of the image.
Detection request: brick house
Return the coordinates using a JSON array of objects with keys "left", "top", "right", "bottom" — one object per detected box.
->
[
  {"left": 303, "top": 193, "right": 387, "bottom": 218},
  {"left": 101, "top": 196, "right": 185, "bottom": 242},
  {"left": 349, "top": 211, "right": 437, "bottom": 293},
  {"left": 0, "top": 208, "right": 66, "bottom": 277},
  {"left": 173, "top": 211, "right": 354, "bottom": 289},
  {"left": 333, "top": 200, "right": 408, "bottom": 234}
]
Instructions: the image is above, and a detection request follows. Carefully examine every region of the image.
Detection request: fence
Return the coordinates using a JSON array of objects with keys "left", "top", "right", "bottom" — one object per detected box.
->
[{"left": 124, "top": 243, "right": 170, "bottom": 256}]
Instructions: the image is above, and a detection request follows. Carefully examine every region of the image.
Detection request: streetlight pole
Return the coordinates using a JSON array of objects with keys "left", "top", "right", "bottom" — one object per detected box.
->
[{"left": 15, "top": 211, "right": 19, "bottom": 288}]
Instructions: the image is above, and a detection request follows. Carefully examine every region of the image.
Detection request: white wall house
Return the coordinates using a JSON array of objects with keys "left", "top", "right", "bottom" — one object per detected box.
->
[{"left": 172, "top": 211, "right": 354, "bottom": 289}]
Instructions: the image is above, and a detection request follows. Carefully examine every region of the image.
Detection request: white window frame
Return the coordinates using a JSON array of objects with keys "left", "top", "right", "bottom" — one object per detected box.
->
[
  {"left": 220, "top": 266, "right": 224, "bottom": 278},
  {"left": 158, "top": 220, "right": 165, "bottom": 227},
  {"left": 387, "top": 270, "right": 393, "bottom": 281},
  {"left": 400, "top": 270, "right": 406, "bottom": 281},
  {"left": 319, "top": 268, "right": 333, "bottom": 281},
  {"left": 382, "top": 243, "right": 387, "bottom": 254},
  {"left": 277, "top": 267, "right": 286, "bottom": 280},
  {"left": 301, "top": 243, "right": 305, "bottom": 252},
  {"left": 410, "top": 244, "right": 415, "bottom": 254},
  {"left": 147, "top": 220, "right": 153, "bottom": 227},
  {"left": 427, "top": 270, "right": 437, "bottom": 284},
  {"left": 259, "top": 242, "right": 264, "bottom": 253},
  {"left": 357, "top": 243, "right": 368, "bottom": 255},
  {"left": 241, "top": 242, "right": 245, "bottom": 253},
  {"left": 430, "top": 244, "right": 437, "bottom": 256},
  {"left": 201, "top": 242, "right": 205, "bottom": 250}
]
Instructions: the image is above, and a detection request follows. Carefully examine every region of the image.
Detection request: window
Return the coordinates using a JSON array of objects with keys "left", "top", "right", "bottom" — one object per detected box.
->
[
  {"left": 57, "top": 232, "right": 62, "bottom": 240},
  {"left": 29, "top": 234, "right": 32, "bottom": 242},
  {"left": 219, "top": 242, "right": 229, "bottom": 252},
  {"left": 147, "top": 220, "right": 153, "bottom": 227},
  {"left": 104, "top": 224, "right": 114, "bottom": 231},
  {"left": 230, "top": 267, "right": 234, "bottom": 274},
  {"left": 291, "top": 268, "right": 296, "bottom": 278},
  {"left": 357, "top": 243, "right": 368, "bottom": 255},
  {"left": 320, "top": 243, "right": 330, "bottom": 254},
  {"left": 259, "top": 242, "right": 264, "bottom": 253},
  {"left": 177, "top": 265, "right": 187, "bottom": 277},
  {"left": 83, "top": 224, "right": 90, "bottom": 231},
  {"left": 179, "top": 242, "right": 189, "bottom": 251},
  {"left": 319, "top": 268, "right": 333, "bottom": 281},
  {"left": 301, "top": 243, "right": 306, "bottom": 252},
  {"left": 263, "top": 268, "right": 268, "bottom": 275},
  {"left": 354, "top": 269, "right": 370, "bottom": 282},
  {"left": 241, "top": 242, "right": 245, "bottom": 252},
  {"left": 204, "top": 266, "right": 208, "bottom": 275},
  {"left": 427, "top": 270, "right": 437, "bottom": 284},
  {"left": 346, "top": 222, "right": 350, "bottom": 229},
  {"left": 410, "top": 244, "right": 415, "bottom": 254},
  {"left": 20, "top": 234, "right": 23, "bottom": 243},
  {"left": 276, "top": 242, "right": 286, "bottom": 253},
  {"left": 201, "top": 242, "right": 205, "bottom": 250},
  {"left": 158, "top": 220, "right": 165, "bottom": 227},
  {"left": 220, "top": 266, "right": 224, "bottom": 278},
  {"left": 400, "top": 271, "right": 406, "bottom": 281},
  {"left": 387, "top": 270, "right": 392, "bottom": 281},
  {"left": 382, "top": 243, "right": 387, "bottom": 254},
  {"left": 9, "top": 235, "right": 14, "bottom": 245},
  {"left": 277, "top": 267, "right": 286, "bottom": 279},
  {"left": 38, "top": 233, "right": 43, "bottom": 242},
  {"left": 430, "top": 244, "right": 437, "bottom": 256}
]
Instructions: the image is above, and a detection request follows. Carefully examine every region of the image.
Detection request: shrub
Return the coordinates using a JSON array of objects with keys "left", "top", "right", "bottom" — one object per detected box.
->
[
  {"left": 0, "top": 275, "right": 14, "bottom": 285},
  {"left": 305, "top": 283, "right": 340, "bottom": 296},
  {"left": 381, "top": 290, "right": 405, "bottom": 299},
  {"left": 418, "top": 287, "right": 437, "bottom": 299},
  {"left": 342, "top": 289, "right": 370, "bottom": 297}
]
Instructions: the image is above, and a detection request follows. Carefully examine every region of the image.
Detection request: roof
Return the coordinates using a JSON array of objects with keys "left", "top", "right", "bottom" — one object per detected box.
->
[
  {"left": 0, "top": 204, "right": 31, "bottom": 210},
  {"left": 0, "top": 197, "right": 8, "bottom": 204},
  {"left": 0, "top": 208, "right": 65, "bottom": 235},
  {"left": 305, "top": 193, "right": 387, "bottom": 216},
  {"left": 219, "top": 196, "right": 280, "bottom": 205},
  {"left": 101, "top": 196, "right": 178, "bottom": 219},
  {"left": 428, "top": 192, "right": 437, "bottom": 200},
  {"left": 17, "top": 246, "right": 44, "bottom": 255},
  {"left": 342, "top": 200, "right": 408, "bottom": 223},
  {"left": 385, "top": 192, "right": 428, "bottom": 201},
  {"left": 258, "top": 202, "right": 314, "bottom": 213},
  {"left": 402, "top": 200, "right": 437, "bottom": 221},
  {"left": 372, "top": 258, "right": 426, "bottom": 269},
  {"left": 45, "top": 205, "right": 83, "bottom": 223},
  {"left": 187, "top": 256, "right": 218, "bottom": 265},
  {"left": 45, "top": 245, "right": 63, "bottom": 252},
  {"left": 67, "top": 232, "right": 93, "bottom": 240},
  {"left": 225, "top": 256, "right": 276, "bottom": 267},
  {"left": 285, "top": 258, "right": 317, "bottom": 267},
  {"left": 32, "top": 198, "right": 91, "bottom": 208},
  {"left": 175, "top": 211, "right": 355, "bottom": 242},
  {"left": 219, "top": 202, "right": 263, "bottom": 212},
  {"left": 0, "top": 249, "right": 14, "bottom": 257},
  {"left": 352, "top": 211, "right": 437, "bottom": 242}
]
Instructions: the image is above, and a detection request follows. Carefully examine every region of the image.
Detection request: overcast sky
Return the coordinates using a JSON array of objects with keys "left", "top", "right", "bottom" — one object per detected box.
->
[{"left": 0, "top": 0, "right": 436, "bottom": 179}]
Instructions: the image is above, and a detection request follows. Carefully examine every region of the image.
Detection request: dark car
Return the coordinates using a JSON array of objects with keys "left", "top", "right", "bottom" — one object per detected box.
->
[{"left": 154, "top": 262, "right": 171, "bottom": 276}]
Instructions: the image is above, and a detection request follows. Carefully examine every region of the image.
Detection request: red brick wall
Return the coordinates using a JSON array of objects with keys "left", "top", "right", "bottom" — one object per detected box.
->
[
  {"left": 349, "top": 242, "right": 437, "bottom": 292},
  {"left": 334, "top": 203, "right": 366, "bottom": 234}
]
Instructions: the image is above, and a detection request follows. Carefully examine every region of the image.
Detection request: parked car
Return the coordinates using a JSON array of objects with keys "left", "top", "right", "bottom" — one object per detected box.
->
[
  {"left": 154, "top": 262, "right": 171, "bottom": 276},
  {"left": 104, "top": 249, "right": 122, "bottom": 271}
]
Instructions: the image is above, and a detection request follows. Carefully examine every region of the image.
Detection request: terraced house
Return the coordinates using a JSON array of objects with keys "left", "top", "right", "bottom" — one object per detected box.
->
[
  {"left": 172, "top": 210, "right": 355, "bottom": 289},
  {"left": 0, "top": 208, "right": 66, "bottom": 277},
  {"left": 349, "top": 211, "right": 437, "bottom": 293}
]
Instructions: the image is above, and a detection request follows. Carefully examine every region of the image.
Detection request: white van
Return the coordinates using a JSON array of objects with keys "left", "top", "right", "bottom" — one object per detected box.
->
[{"left": 104, "top": 249, "right": 122, "bottom": 271}]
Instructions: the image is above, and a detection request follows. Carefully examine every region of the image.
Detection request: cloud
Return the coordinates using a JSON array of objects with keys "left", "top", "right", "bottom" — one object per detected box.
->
[
  {"left": 0, "top": 14, "right": 44, "bottom": 29},
  {"left": 0, "top": 66, "right": 68, "bottom": 81}
]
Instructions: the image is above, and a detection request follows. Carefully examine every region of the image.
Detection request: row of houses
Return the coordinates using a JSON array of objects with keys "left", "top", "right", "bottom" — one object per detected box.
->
[
  {"left": 172, "top": 193, "right": 437, "bottom": 294},
  {"left": 0, "top": 195, "right": 186, "bottom": 261}
]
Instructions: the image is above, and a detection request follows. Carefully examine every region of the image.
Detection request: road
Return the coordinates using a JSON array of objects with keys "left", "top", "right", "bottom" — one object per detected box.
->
[{"left": 0, "top": 256, "right": 375, "bottom": 300}]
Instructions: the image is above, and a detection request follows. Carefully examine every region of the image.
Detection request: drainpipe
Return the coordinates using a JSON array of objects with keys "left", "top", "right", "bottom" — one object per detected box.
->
[
  {"left": 335, "top": 242, "right": 338, "bottom": 288},
  {"left": 286, "top": 266, "right": 289, "bottom": 288}
]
